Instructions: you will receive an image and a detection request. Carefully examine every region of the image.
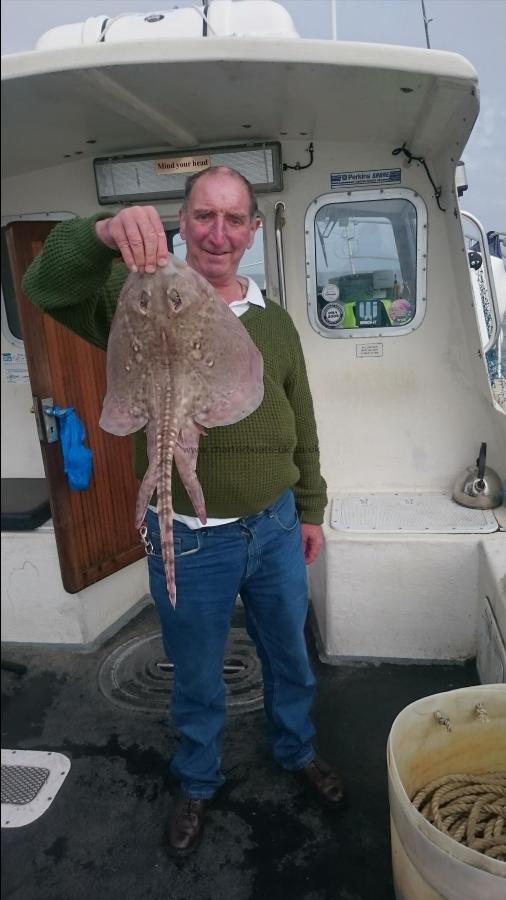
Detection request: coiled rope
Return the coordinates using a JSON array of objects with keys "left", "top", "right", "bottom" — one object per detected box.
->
[{"left": 412, "top": 773, "right": 506, "bottom": 861}]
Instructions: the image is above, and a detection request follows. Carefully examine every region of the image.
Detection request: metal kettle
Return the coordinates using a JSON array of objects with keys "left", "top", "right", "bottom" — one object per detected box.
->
[{"left": 452, "top": 443, "right": 503, "bottom": 510}]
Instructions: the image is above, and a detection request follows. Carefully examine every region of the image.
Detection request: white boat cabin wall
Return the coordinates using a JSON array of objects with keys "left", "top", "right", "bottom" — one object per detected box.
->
[{"left": 1, "top": 1, "right": 505, "bottom": 673}]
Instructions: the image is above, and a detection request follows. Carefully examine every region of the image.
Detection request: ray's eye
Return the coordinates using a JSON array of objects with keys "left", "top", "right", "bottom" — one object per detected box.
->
[
  {"left": 139, "top": 289, "right": 150, "bottom": 313},
  {"left": 167, "top": 288, "right": 183, "bottom": 311}
]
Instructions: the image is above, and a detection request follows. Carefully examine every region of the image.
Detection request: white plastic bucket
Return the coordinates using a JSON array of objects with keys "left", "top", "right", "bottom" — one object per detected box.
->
[{"left": 387, "top": 684, "right": 506, "bottom": 900}]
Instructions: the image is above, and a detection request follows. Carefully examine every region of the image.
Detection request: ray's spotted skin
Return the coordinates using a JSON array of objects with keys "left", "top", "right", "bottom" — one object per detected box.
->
[{"left": 99, "top": 255, "right": 264, "bottom": 605}]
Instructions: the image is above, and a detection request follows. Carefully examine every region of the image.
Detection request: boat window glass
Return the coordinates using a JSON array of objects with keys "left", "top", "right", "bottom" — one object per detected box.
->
[
  {"left": 170, "top": 220, "right": 266, "bottom": 294},
  {"left": 1, "top": 226, "right": 23, "bottom": 343},
  {"left": 305, "top": 190, "right": 427, "bottom": 338}
]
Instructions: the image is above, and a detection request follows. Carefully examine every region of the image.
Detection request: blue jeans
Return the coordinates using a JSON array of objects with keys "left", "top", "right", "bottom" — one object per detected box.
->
[{"left": 145, "top": 489, "right": 317, "bottom": 800}]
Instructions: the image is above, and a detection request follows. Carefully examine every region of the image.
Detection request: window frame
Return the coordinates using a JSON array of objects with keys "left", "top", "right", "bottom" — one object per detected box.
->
[{"left": 304, "top": 188, "right": 428, "bottom": 339}]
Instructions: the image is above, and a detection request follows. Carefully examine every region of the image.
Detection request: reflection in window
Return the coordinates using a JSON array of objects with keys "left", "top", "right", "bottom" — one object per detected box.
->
[{"left": 314, "top": 199, "right": 417, "bottom": 331}]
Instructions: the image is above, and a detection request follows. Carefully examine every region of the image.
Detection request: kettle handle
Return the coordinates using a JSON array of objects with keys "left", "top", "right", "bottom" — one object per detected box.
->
[{"left": 476, "top": 442, "right": 487, "bottom": 483}]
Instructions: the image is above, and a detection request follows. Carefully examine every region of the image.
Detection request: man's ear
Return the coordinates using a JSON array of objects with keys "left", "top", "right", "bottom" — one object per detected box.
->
[
  {"left": 179, "top": 207, "right": 186, "bottom": 241},
  {"left": 247, "top": 216, "right": 261, "bottom": 250}
]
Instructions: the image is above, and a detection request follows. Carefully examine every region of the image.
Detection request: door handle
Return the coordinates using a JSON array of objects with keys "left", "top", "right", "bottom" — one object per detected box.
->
[{"left": 32, "top": 396, "right": 59, "bottom": 444}]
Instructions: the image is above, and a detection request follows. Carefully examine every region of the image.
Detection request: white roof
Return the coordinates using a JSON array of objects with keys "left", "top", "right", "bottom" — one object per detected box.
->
[{"left": 1, "top": 38, "right": 479, "bottom": 178}]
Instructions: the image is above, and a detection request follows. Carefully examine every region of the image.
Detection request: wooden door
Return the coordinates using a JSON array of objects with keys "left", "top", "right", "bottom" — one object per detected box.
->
[{"left": 5, "top": 220, "right": 144, "bottom": 593}]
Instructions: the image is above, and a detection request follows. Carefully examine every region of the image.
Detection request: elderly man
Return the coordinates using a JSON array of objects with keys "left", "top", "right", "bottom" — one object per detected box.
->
[{"left": 22, "top": 166, "right": 345, "bottom": 857}]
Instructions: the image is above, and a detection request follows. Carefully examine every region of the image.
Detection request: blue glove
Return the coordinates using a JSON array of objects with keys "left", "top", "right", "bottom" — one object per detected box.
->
[{"left": 45, "top": 405, "right": 93, "bottom": 491}]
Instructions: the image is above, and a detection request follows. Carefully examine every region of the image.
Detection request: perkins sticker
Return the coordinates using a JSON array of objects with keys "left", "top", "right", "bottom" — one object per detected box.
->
[{"left": 331, "top": 168, "right": 401, "bottom": 189}]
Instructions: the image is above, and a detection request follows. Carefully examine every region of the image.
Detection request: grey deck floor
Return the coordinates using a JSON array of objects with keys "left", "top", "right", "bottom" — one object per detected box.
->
[{"left": 1, "top": 603, "right": 478, "bottom": 900}]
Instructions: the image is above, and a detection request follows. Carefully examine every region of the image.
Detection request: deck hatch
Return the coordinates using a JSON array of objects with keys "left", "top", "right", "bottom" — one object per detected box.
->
[
  {"left": 331, "top": 493, "right": 499, "bottom": 534},
  {"left": 1, "top": 749, "right": 71, "bottom": 828}
]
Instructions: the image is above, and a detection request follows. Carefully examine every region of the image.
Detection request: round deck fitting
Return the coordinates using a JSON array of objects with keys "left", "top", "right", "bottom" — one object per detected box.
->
[{"left": 98, "top": 628, "right": 263, "bottom": 715}]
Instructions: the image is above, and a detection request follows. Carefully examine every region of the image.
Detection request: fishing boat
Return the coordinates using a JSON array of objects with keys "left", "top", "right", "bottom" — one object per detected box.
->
[{"left": 1, "top": 2, "right": 505, "bottom": 897}]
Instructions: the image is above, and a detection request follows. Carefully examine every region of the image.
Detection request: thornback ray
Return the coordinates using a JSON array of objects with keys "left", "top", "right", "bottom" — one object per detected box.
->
[{"left": 99, "top": 255, "right": 264, "bottom": 606}]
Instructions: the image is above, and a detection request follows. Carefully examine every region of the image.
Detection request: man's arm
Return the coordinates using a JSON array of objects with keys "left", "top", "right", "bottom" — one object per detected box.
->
[
  {"left": 22, "top": 207, "right": 170, "bottom": 349},
  {"left": 300, "top": 523, "right": 324, "bottom": 565},
  {"left": 283, "top": 321, "right": 327, "bottom": 563},
  {"left": 22, "top": 214, "right": 125, "bottom": 349}
]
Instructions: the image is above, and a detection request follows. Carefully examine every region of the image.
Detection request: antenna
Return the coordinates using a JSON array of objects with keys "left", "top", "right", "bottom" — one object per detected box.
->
[
  {"left": 420, "top": 0, "right": 433, "bottom": 49},
  {"left": 330, "top": 0, "right": 337, "bottom": 40}
]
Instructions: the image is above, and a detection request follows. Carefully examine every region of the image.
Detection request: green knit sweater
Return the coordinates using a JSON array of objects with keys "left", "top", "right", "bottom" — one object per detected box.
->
[{"left": 22, "top": 215, "right": 327, "bottom": 524}]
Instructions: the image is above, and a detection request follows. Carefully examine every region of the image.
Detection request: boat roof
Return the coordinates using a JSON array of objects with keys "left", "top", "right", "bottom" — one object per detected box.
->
[{"left": 1, "top": 38, "right": 479, "bottom": 179}]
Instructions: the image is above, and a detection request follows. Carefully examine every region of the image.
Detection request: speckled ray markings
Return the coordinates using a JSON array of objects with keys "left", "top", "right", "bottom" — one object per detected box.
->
[{"left": 99, "top": 255, "right": 264, "bottom": 605}]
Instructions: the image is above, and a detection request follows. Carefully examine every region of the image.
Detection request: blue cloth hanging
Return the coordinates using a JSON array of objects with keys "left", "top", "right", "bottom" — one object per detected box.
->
[{"left": 45, "top": 405, "right": 93, "bottom": 491}]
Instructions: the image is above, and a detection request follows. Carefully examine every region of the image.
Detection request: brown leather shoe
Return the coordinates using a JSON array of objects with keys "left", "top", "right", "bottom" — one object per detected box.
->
[
  {"left": 299, "top": 755, "right": 346, "bottom": 809},
  {"left": 166, "top": 792, "right": 207, "bottom": 857}
]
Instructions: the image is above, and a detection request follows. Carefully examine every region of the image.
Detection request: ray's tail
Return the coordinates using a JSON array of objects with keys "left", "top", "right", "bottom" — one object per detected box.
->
[
  {"left": 157, "top": 383, "right": 180, "bottom": 607},
  {"left": 137, "top": 371, "right": 180, "bottom": 607}
]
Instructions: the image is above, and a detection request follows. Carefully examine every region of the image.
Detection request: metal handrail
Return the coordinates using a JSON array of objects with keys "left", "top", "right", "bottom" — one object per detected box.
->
[
  {"left": 461, "top": 210, "right": 501, "bottom": 354},
  {"left": 274, "top": 201, "right": 287, "bottom": 310}
]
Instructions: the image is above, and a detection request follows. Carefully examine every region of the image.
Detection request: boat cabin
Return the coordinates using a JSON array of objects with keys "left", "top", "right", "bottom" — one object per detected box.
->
[{"left": 1, "top": 0, "right": 505, "bottom": 675}]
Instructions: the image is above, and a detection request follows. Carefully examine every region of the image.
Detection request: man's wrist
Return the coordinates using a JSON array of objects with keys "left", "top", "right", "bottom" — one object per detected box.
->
[{"left": 95, "top": 217, "right": 116, "bottom": 250}]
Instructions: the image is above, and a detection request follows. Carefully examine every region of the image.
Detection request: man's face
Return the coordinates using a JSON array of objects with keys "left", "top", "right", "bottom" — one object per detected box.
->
[{"left": 179, "top": 172, "right": 259, "bottom": 287}]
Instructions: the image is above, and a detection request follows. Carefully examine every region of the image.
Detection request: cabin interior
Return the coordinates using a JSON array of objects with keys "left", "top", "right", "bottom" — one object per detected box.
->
[{"left": 1, "top": 3, "right": 505, "bottom": 898}]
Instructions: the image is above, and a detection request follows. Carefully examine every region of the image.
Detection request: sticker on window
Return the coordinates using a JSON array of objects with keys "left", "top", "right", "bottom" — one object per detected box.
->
[
  {"left": 321, "top": 283, "right": 340, "bottom": 302},
  {"left": 321, "top": 302, "right": 345, "bottom": 327}
]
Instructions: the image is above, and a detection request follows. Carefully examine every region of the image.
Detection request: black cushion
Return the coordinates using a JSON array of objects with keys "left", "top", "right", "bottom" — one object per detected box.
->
[{"left": 1, "top": 478, "right": 51, "bottom": 531}]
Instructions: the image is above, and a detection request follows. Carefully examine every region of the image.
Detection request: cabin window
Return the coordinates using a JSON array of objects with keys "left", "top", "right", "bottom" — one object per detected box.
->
[
  {"left": 305, "top": 189, "right": 427, "bottom": 338},
  {"left": 1, "top": 226, "right": 23, "bottom": 344},
  {"left": 169, "top": 221, "right": 267, "bottom": 294}
]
